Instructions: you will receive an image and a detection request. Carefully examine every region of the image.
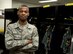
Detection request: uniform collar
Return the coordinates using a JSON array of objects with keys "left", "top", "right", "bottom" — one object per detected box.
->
[{"left": 14, "top": 21, "right": 31, "bottom": 29}]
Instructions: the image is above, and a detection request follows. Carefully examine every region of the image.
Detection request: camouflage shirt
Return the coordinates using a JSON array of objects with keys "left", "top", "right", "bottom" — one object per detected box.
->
[{"left": 5, "top": 21, "right": 39, "bottom": 53}]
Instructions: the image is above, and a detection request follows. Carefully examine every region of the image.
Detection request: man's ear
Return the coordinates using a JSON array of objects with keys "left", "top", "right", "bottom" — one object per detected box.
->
[
  {"left": 28, "top": 13, "right": 30, "bottom": 16},
  {"left": 17, "top": 11, "right": 19, "bottom": 15}
]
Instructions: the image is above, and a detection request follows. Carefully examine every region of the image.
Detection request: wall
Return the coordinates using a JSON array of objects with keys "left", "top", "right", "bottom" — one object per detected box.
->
[
  {"left": 0, "top": 0, "right": 12, "bottom": 10},
  {"left": 12, "top": 0, "right": 39, "bottom": 8}
]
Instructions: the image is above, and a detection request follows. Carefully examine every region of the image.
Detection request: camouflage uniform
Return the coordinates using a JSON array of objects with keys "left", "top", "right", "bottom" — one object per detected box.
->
[{"left": 5, "top": 21, "right": 39, "bottom": 54}]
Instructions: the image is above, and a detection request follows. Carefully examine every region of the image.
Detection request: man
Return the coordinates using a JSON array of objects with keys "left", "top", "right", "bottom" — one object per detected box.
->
[{"left": 5, "top": 5, "right": 39, "bottom": 54}]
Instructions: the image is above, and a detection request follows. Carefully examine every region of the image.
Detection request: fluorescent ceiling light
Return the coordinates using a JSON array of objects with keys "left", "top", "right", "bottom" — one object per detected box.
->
[
  {"left": 39, "top": 0, "right": 57, "bottom": 3},
  {"left": 65, "top": 3, "right": 73, "bottom": 6},
  {"left": 43, "top": 5, "right": 50, "bottom": 8}
]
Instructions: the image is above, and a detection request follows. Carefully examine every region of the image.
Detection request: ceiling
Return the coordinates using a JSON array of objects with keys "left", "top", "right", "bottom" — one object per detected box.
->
[{"left": 14, "top": 0, "right": 73, "bottom": 6}]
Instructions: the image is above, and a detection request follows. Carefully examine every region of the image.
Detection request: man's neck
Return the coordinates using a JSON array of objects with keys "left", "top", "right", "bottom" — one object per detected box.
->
[{"left": 19, "top": 20, "right": 27, "bottom": 26}]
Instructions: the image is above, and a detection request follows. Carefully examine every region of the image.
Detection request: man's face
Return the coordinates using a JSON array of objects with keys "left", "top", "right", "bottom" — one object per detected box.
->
[{"left": 17, "top": 7, "right": 29, "bottom": 21}]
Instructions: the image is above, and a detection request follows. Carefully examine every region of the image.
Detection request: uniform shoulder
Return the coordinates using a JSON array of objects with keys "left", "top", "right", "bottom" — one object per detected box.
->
[
  {"left": 28, "top": 23, "right": 37, "bottom": 29},
  {"left": 7, "top": 22, "right": 17, "bottom": 28}
]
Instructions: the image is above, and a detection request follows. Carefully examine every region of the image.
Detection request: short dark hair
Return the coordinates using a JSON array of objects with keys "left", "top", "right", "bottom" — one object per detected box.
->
[{"left": 18, "top": 4, "right": 29, "bottom": 11}]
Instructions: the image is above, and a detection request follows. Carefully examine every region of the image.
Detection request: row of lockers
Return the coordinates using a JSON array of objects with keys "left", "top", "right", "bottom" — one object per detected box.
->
[{"left": 5, "top": 5, "right": 73, "bottom": 19}]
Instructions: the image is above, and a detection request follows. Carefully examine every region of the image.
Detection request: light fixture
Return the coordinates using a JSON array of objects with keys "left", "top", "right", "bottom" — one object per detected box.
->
[
  {"left": 39, "top": 0, "right": 57, "bottom": 3},
  {"left": 65, "top": 3, "right": 73, "bottom": 6},
  {"left": 43, "top": 5, "right": 50, "bottom": 8}
]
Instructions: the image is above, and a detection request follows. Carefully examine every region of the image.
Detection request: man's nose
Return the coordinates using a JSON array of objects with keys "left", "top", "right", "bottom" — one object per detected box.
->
[{"left": 22, "top": 12, "right": 26, "bottom": 15}]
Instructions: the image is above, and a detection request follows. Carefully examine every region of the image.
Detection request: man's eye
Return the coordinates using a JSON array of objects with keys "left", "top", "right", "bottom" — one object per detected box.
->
[
  {"left": 20, "top": 11, "right": 28, "bottom": 13},
  {"left": 25, "top": 11, "right": 28, "bottom": 13},
  {"left": 20, "top": 11, "right": 23, "bottom": 12}
]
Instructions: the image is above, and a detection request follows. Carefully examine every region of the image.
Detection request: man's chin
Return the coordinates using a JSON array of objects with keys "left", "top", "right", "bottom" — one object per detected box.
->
[{"left": 20, "top": 18, "right": 27, "bottom": 21}]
